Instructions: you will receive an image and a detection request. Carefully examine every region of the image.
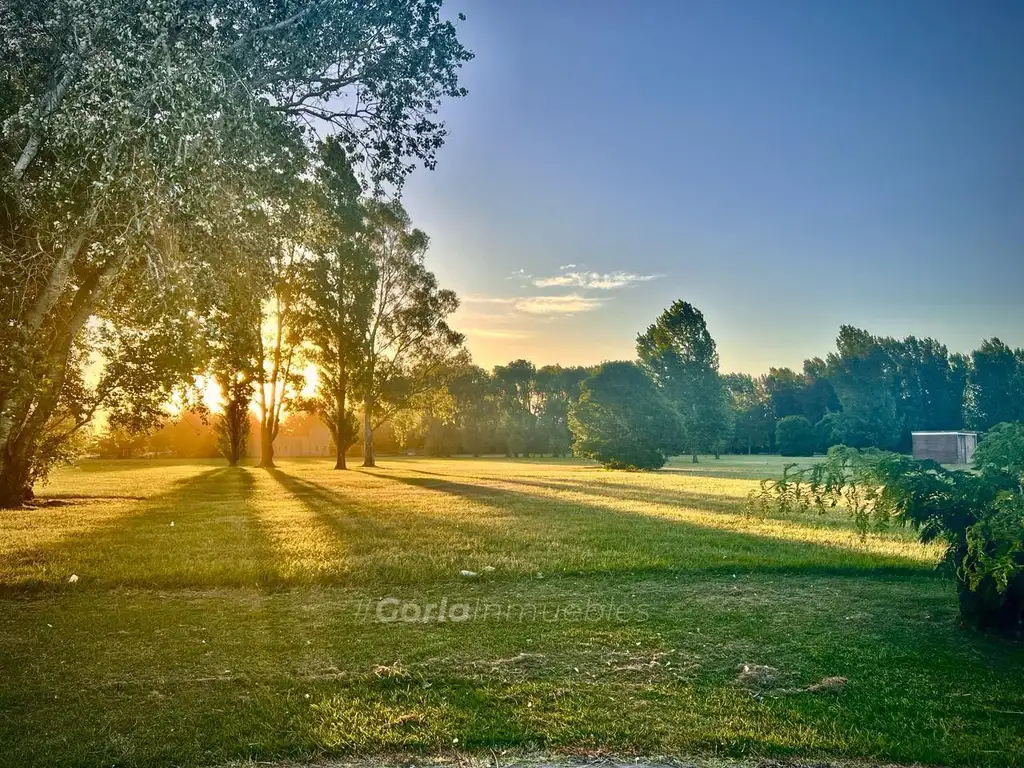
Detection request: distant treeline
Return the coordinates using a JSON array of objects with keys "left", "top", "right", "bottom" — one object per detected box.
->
[
  {"left": 98, "top": 321, "right": 1023, "bottom": 463},
  {"left": 392, "top": 325, "right": 1024, "bottom": 459}
]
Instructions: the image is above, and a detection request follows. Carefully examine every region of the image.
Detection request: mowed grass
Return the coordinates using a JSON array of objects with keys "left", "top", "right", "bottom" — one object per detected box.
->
[{"left": 0, "top": 457, "right": 1021, "bottom": 767}]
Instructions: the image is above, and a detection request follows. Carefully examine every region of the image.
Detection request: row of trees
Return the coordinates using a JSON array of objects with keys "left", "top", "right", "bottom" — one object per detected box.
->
[
  {"left": 186, "top": 293, "right": 1017, "bottom": 472},
  {"left": 726, "top": 329, "right": 1024, "bottom": 457},
  {"left": 381, "top": 301, "right": 732, "bottom": 469},
  {"left": 519, "top": 303, "right": 1023, "bottom": 470},
  {"left": 213, "top": 174, "right": 467, "bottom": 472},
  {"left": 390, "top": 360, "right": 592, "bottom": 458},
  {"left": 0, "top": 0, "right": 473, "bottom": 506}
]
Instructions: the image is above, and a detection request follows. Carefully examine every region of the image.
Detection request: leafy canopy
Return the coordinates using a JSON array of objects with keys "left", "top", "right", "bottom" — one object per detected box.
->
[{"left": 569, "top": 361, "right": 681, "bottom": 471}]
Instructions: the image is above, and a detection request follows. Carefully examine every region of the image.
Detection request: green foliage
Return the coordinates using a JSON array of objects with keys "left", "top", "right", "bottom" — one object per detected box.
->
[
  {"left": 974, "top": 422, "right": 1024, "bottom": 489},
  {"left": 762, "top": 362, "right": 838, "bottom": 428},
  {"left": 961, "top": 498, "right": 1024, "bottom": 628},
  {"left": 823, "top": 327, "right": 903, "bottom": 450},
  {"left": 636, "top": 300, "right": 731, "bottom": 459},
  {"left": 775, "top": 415, "right": 816, "bottom": 457},
  {"left": 493, "top": 359, "right": 538, "bottom": 456},
  {"left": 820, "top": 327, "right": 972, "bottom": 452},
  {"left": 447, "top": 365, "right": 500, "bottom": 456},
  {"left": 569, "top": 361, "right": 681, "bottom": 470},
  {"left": 216, "top": 375, "right": 253, "bottom": 466},
  {"left": 967, "top": 340, "right": 1024, "bottom": 430},
  {"left": 94, "top": 427, "right": 150, "bottom": 460},
  {"left": 0, "top": 0, "right": 473, "bottom": 504},
  {"left": 722, "top": 373, "right": 774, "bottom": 454},
  {"left": 297, "top": 140, "right": 376, "bottom": 467},
  {"left": 357, "top": 201, "right": 466, "bottom": 465},
  {"left": 749, "top": 436, "right": 1024, "bottom": 634}
]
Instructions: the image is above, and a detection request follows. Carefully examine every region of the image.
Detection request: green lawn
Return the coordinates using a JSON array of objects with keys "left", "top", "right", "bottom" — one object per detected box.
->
[{"left": 0, "top": 456, "right": 1021, "bottom": 767}]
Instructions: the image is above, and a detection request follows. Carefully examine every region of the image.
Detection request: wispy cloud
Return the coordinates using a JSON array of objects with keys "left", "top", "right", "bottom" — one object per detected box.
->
[
  {"left": 463, "top": 327, "right": 533, "bottom": 340},
  {"left": 463, "top": 293, "right": 603, "bottom": 315},
  {"left": 533, "top": 271, "right": 659, "bottom": 290},
  {"left": 515, "top": 293, "right": 603, "bottom": 314},
  {"left": 462, "top": 295, "right": 518, "bottom": 306}
]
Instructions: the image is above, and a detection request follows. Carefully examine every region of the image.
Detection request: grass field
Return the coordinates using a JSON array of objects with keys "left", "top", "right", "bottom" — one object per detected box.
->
[{"left": 1, "top": 456, "right": 1021, "bottom": 767}]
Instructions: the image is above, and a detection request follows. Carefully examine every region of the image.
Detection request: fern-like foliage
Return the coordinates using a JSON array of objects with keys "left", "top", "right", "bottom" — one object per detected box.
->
[{"left": 748, "top": 441, "right": 1024, "bottom": 634}]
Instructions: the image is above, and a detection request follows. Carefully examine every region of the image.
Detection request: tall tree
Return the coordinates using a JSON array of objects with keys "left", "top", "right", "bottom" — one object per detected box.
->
[
  {"left": 216, "top": 374, "right": 253, "bottom": 467},
  {"left": 357, "top": 202, "right": 464, "bottom": 467},
  {"left": 535, "top": 365, "right": 590, "bottom": 457},
  {"left": 298, "top": 140, "right": 375, "bottom": 469},
  {"left": 253, "top": 203, "right": 310, "bottom": 469},
  {"left": 0, "top": 0, "right": 473, "bottom": 506},
  {"left": 967, "top": 338, "right": 1024, "bottom": 430},
  {"left": 207, "top": 235, "right": 263, "bottom": 467},
  {"left": 762, "top": 363, "right": 837, "bottom": 430},
  {"left": 636, "top": 301, "right": 730, "bottom": 462},
  {"left": 448, "top": 365, "right": 498, "bottom": 456},
  {"left": 881, "top": 335, "right": 967, "bottom": 448},
  {"left": 494, "top": 359, "right": 539, "bottom": 457},
  {"left": 823, "top": 326, "right": 903, "bottom": 450}
]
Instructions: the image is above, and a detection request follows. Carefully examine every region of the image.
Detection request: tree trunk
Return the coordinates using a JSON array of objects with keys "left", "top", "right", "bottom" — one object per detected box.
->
[
  {"left": 0, "top": 446, "right": 32, "bottom": 508},
  {"left": 361, "top": 398, "right": 375, "bottom": 467},
  {"left": 258, "top": 428, "right": 275, "bottom": 468},
  {"left": 691, "top": 453, "right": 699, "bottom": 464},
  {"left": 333, "top": 380, "right": 347, "bottom": 470}
]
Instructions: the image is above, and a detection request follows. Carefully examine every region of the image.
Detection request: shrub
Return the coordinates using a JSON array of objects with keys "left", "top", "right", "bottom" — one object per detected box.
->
[
  {"left": 569, "top": 361, "right": 681, "bottom": 470},
  {"left": 775, "top": 415, "right": 816, "bottom": 456},
  {"left": 748, "top": 432, "right": 1024, "bottom": 635}
]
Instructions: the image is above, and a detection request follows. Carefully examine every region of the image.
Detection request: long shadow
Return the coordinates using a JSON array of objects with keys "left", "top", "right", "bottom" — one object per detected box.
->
[
  {"left": 0, "top": 466, "right": 282, "bottom": 595},
  {"left": 266, "top": 469, "right": 390, "bottom": 535},
  {"left": 263, "top": 468, "right": 514, "bottom": 587},
  {"left": 403, "top": 465, "right": 918, "bottom": 542},
  {"left": 471, "top": 472, "right": 886, "bottom": 538},
  {"left": 478, "top": 473, "right": 748, "bottom": 514},
  {"left": 403, "top": 468, "right": 924, "bottom": 554},
  {"left": 365, "top": 472, "right": 933, "bottom": 581}
]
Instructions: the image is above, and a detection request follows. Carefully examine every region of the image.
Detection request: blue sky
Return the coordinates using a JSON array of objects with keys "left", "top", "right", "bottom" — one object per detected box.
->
[{"left": 401, "top": 0, "right": 1024, "bottom": 373}]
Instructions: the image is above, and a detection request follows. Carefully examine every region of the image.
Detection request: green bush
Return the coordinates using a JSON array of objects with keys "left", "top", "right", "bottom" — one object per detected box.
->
[
  {"left": 569, "top": 361, "right": 681, "bottom": 470},
  {"left": 775, "top": 415, "right": 816, "bottom": 456},
  {"left": 749, "top": 426, "right": 1024, "bottom": 635}
]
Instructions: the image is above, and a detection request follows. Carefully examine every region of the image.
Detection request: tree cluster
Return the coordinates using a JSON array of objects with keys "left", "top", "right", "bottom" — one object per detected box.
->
[
  {"left": 560, "top": 304, "right": 1023, "bottom": 469},
  {"left": 388, "top": 360, "right": 591, "bottom": 459},
  {"left": 1, "top": 0, "right": 472, "bottom": 505},
  {"left": 726, "top": 328, "right": 1022, "bottom": 457}
]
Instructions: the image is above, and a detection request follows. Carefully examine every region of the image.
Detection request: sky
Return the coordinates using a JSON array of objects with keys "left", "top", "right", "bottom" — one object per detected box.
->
[{"left": 400, "top": 0, "right": 1024, "bottom": 374}]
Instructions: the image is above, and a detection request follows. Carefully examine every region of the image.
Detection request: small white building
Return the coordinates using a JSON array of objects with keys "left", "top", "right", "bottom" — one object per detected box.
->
[{"left": 911, "top": 431, "right": 978, "bottom": 465}]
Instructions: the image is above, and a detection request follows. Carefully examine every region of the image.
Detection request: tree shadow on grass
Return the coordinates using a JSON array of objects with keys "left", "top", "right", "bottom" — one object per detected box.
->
[
  {"left": 478, "top": 472, "right": 750, "bottom": 513},
  {"left": 2, "top": 469, "right": 1022, "bottom": 768},
  {"left": 0, "top": 466, "right": 285, "bottom": 595},
  {"left": 351, "top": 471, "right": 933, "bottom": 582},
  {"left": 264, "top": 468, "right": 520, "bottom": 587},
  {"left": 468, "top": 472, "right": 895, "bottom": 539}
]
